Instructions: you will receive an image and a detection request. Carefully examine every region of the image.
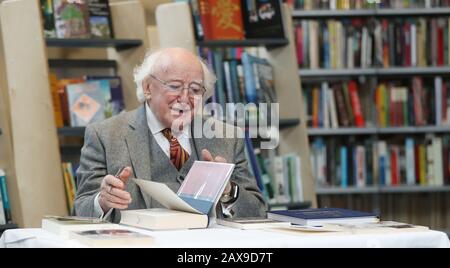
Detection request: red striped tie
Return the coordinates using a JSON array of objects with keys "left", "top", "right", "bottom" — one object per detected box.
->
[{"left": 162, "top": 128, "right": 189, "bottom": 170}]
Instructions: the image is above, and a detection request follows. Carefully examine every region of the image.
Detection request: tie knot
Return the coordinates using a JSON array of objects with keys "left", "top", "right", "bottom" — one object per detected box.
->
[{"left": 162, "top": 128, "right": 174, "bottom": 141}]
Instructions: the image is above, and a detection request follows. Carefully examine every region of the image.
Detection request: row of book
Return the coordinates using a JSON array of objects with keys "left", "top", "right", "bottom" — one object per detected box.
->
[
  {"left": 310, "top": 135, "right": 450, "bottom": 188},
  {"left": 302, "top": 77, "right": 450, "bottom": 129},
  {"left": 189, "top": 0, "right": 285, "bottom": 41},
  {"left": 288, "top": 0, "right": 450, "bottom": 9},
  {"left": 295, "top": 17, "right": 450, "bottom": 69},
  {"left": 245, "top": 138, "right": 305, "bottom": 205},
  {"left": 61, "top": 162, "right": 79, "bottom": 213},
  {"left": 0, "top": 169, "right": 12, "bottom": 225},
  {"left": 49, "top": 73, "right": 125, "bottom": 128},
  {"left": 41, "top": 0, "right": 114, "bottom": 39}
]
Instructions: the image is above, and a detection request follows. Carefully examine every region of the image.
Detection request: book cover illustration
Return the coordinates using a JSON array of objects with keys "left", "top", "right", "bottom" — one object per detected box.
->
[
  {"left": 241, "top": 0, "right": 285, "bottom": 39},
  {"left": 87, "top": 0, "right": 114, "bottom": 38},
  {"left": 85, "top": 76, "right": 124, "bottom": 115},
  {"left": 209, "top": 0, "right": 244, "bottom": 40},
  {"left": 53, "top": 0, "right": 91, "bottom": 39},
  {"left": 66, "top": 79, "right": 112, "bottom": 127}
]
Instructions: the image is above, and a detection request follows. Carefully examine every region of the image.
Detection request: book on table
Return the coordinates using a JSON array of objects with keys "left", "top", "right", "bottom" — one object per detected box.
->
[
  {"left": 267, "top": 208, "right": 379, "bottom": 226},
  {"left": 41, "top": 215, "right": 118, "bottom": 238},
  {"left": 216, "top": 217, "right": 291, "bottom": 230},
  {"left": 69, "top": 228, "right": 154, "bottom": 248},
  {"left": 120, "top": 161, "right": 235, "bottom": 230}
]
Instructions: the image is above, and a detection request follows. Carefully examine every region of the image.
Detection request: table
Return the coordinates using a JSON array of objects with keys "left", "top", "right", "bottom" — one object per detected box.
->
[{"left": 1, "top": 224, "right": 449, "bottom": 248}]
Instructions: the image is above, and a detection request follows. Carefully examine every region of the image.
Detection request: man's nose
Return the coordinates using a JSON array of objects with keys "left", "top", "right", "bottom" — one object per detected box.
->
[{"left": 178, "top": 87, "right": 190, "bottom": 101}]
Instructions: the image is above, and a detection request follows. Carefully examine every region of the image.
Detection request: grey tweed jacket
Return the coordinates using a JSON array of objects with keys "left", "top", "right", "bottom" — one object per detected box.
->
[{"left": 74, "top": 105, "right": 267, "bottom": 223}]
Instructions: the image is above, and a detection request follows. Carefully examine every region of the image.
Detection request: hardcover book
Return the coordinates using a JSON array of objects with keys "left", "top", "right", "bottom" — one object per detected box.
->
[
  {"left": 216, "top": 217, "right": 291, "bottom": 230},
  {"left": 267, "top": 208, "right": 379, "bottom": 226},
  {"left": 85, "top": 76, "right": 125, "bottom": 115},
  {"left": 87, "top": 0, "right": 114, "bottom": 38},
  {"left": 53, "top": 0, "right": 91, "bottom": 39},
  {"left": 120, "top": 161, "right": 235, "bottom": 230}
]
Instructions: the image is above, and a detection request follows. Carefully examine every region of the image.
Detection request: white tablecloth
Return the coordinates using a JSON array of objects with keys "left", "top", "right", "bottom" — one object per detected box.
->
[{"left": 1, "top": 225, "right": 449, "bottom": 248}]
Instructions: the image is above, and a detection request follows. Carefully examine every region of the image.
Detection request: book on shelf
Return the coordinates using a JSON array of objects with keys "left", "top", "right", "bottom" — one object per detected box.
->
[
  {"left": 267, "top": 207, "right": 379, "bottom": 226},
  {"left": 198, "top": 0, "right": 245, "bottom": 40},
  {"left": 289, "top": 0, "right": 450, "bottom": 10},
  {"left": 310, "top": 135, "right": 450, "bottom": 188},
  {"left": 0, "top": 169, "right": 12, "bottom": 224},
  {"left": 120, "top": 161, "right": 235, "bottom": 230},
  {"left": 216, "top": 217, "right": 291, "bottom": 229},
  {"left": 61, "top": 162, "right": 77, "bottom": 213},
  {"left": 303, "top": 77, "right": 450, "bottom": 129},
  {"left": 241, "top": 0, "right": 285, "bottom": 39},
  {"left": 86, "top": 0, "right": 114, "bottom": 39},
  {"left": 295, "top": 17, "right": 450, "bottom": 69},
  {"left": 69, "top": 228, "right": 154, "bottom": 248},
  {"left": 53, "top": 0, "right": 91, "bottom": 39},
  {"left": 66, "top": 79, "right": 112, "bottom": 127},
  {"left": 192, "top": 0, "right": 284, "bottom": 40},
  {"left": 41, "top": 215, "right": 117, "bottom": 238},
  {"left": 41, "top": 0, "right": 57, "bottom": 38},
  {"left": 51, "top": 74, "right": 126, "bottom": 127}
]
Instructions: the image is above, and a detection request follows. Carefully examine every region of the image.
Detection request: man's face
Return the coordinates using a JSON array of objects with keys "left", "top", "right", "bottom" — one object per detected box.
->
[{"left": 144, "top": 52, "right": 204, "bottom": 130}]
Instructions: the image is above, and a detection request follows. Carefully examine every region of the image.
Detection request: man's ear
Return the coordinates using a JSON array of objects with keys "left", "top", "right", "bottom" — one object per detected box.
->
[{"left": 143, "top": 77, "right": 152, "bottom": 99}]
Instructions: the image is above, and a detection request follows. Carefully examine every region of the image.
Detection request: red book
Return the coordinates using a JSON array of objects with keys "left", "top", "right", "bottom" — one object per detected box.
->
[
  {"left": 390, "top": 148, "right": 399, "bottom": 186},
  {"left": 208, "top": 0, "right": 244, "bottom": 40},
  {"left": 296, "top": 25, "right": 303, "bottom": 66},
  {"left": 198, "top": 0, "right": 213, "bottom": 40},
  {"left": 437, "top": 19, "right": 445, "bottom": 66},
  {"left": 348, "top": 81, "right": 365, "bottom": 127},
  {"left": 414, "top": 144, "right": 420, "bottom": 184},
  {"left": 412, "top": 77, "right": 426, "bottom": 126},
  {"left": 404, "top": 22, "right": 411, "bottom": 67}
]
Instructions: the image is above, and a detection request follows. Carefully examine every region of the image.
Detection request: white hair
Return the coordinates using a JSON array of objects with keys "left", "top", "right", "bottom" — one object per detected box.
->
[{"left": 133, "top": 48, "right": 217, "bottom": 103}]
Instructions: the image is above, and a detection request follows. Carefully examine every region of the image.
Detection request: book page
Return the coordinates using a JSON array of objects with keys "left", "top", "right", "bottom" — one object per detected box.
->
[{"left": 134, "top": 179, "right": 201, "bottom": 214}]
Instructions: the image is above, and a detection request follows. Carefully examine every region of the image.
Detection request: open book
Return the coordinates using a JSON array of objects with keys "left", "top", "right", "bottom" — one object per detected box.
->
[{"left": 120, "top": 161, "right": 235, "bottom": 230}]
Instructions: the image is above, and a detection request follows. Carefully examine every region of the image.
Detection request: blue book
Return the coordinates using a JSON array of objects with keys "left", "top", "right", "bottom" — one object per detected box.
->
[
  {"left": 267, "top": 208, "right": 379, "bottom": 226},
  {"left": 0, "top": 169, "right": 11, "bottom": 223},
  {"left": 340, "top": 146, "right": 348, "bottom": 188}
]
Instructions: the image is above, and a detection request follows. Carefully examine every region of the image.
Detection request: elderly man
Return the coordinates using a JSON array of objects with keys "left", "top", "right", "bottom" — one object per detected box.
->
[{"left": 74, "top": 47, "right": 267, "bottom": 222}]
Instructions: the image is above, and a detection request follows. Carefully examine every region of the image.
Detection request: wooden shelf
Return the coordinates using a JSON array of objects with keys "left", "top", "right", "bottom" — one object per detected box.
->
[
  {"left": 292, "top": 8, "right": 450, "bottom": 18},
  {"left": 316, "top": 186, "right": 450, "bottom": 195},
  {"left": 308, "top": 126, "right": 450, "bottom": 136},
  {"left": 48, "top": 59, "right": 117, "bottom": 69},
  {"left": 46, "top": 38, "right": 142, "bottom": 51},
  {"left": 58, "top": 127, "right": 86, "bottom": 137},
  {"left": 299, "top": 67, "right": 450, "bottom": 79},
  {"left": 196, "top": 38, "right": 289, "bottom": 48}
]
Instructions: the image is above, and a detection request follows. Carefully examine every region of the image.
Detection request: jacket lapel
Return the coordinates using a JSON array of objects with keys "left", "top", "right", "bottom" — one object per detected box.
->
[{"left": 125, "top": 105, "right": 152, "bottom": 182}]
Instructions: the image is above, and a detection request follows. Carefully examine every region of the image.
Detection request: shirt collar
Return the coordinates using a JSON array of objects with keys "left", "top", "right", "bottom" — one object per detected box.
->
[{"left": 145, "top": 102, "right": 191, "bottom": 137}]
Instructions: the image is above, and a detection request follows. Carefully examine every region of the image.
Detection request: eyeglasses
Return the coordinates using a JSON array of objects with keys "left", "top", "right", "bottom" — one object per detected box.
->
[{"left": 149, "top": 74, "right": 206, "bottom": 96}]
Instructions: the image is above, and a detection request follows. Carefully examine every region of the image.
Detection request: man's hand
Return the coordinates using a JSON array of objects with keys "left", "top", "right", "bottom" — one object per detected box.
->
[
  {"left": 201, "top": 149, "right": 232, "bottom": 195},
  {"left": 99, "top": 166, "right": 133, "bottom": 213}
]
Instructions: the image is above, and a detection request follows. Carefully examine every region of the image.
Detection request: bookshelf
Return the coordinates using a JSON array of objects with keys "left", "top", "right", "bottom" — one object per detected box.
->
[
  {"left": 0, "top": 0, "right": 149, "bottom": 228},
  {"left": 155, "top": 2, "right": 317, "bottom": 208},
  {"left": 292, "top": 4, "right": 450, "bottom": 231}
]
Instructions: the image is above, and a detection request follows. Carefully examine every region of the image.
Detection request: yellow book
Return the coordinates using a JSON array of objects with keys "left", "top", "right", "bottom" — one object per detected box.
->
[
  {"left": 419, "top": 145, "right": 427, "bottom": 185},
  {"left": 49, "top": 72, "right": 64, "bottom": 128},
  {"left": 62, "top": 163, "right": 75, "bottom": 212}
]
